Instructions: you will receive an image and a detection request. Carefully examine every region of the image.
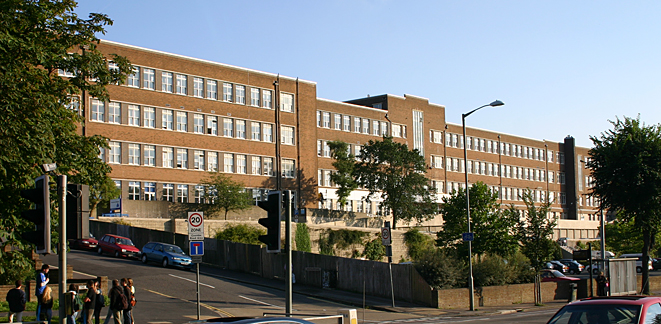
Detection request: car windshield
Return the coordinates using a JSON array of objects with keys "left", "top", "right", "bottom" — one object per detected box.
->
[
  {"left": 547, "top": 304, "right": 641, "bottom": 324},
  {"left": 551, "top": 270, "right": 565, "bottom": 277},
  {"left": 164, "top": 245, "right": 184, "bottom": 254},
  {"left": 116, "top": 238, "right": 134, "bottom": 246}
]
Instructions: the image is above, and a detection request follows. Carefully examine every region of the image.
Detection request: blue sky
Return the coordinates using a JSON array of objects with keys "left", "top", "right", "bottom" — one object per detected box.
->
[{"left": 75, "top": 1, "right": 661, "bottom": 148}]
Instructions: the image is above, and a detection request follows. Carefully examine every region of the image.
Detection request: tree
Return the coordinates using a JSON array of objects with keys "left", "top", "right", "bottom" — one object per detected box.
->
[
  {"left": 89, "top": 177, "right": 121, "bottom": 217},
  {"left": 404, "top": 228, "right": 435, "bottom": 261},
  {"left": 587, "top": 116, "right": 661, "bottom": 294},
  {"left": 436, "top": 182, "right": 519, "bottom": 258},
  {"left": 603, "top": 217, "right": 643, "bottom": 256},
  {"left": 214, "top": 224, "right": 264, "bottom": 245},
  {"left": 327, "top": 141, "right": 358, "bottom": 206},
  {"left": 294, "top": 223, "right": 312, "bottom": 252},
  {"left": 514, "top": 190, "right": 556, "bottom": 271},
  {"left": 0, "top": 0, "right": 131, "bottom": 284},
  {"left": 202, "top": 172, "right": 253, "bottom": 220}
]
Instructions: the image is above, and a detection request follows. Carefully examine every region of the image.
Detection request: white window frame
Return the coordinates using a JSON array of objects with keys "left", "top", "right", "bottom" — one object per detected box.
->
[
  {"left": 162, "top": 72, "right": 173, "bottom": 93},
  {"left": 193, "top": 77, "right": 203, "bottom": 98},
  {"left": 143, "top": 68, "right": 155, "bottom": 90},
  {"left": 206, "top": 80, "right": 218, "bottom": 100},
  {"left": 128, "top": 104, "right": 140, "bottom": 126},
  {"left": 128, "top": 144, "right": 140, "bottom": 165},
  {"left": 176, "top": 74, "right": 187, "bottom": 95},
  {"left": 143, "top": 107, "right": 155, "bottom": 128}
]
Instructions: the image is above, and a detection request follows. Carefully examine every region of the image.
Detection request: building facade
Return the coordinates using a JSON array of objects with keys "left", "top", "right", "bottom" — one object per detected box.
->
[{"left": 82, "top": 40, "right": 600, "bottom": 240}]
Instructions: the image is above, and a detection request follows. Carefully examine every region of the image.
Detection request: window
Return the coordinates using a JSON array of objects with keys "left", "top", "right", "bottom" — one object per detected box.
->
[
  {"left": 176, "top": 148, "right": 188, "bottom": 168},
  {"left": 177, "top": 184, "right": 188, "bottom": 203},
  {"left": 560, "top": 193, "right": 566, "bottom": 205},
  {"left": 323, "top": 141, "right": 330, "bottom": 157},
  {"left": 194, "top": 185, "right": 204, "bottom": 203},
  {"left": 392, "top": 124, "right": 402, "bottom": 138},
  {"left": 144, "top": 145, "right": 155, "bottom": 166},
  {"left": 224, "top": 153, "right": 234, "bottom": 173},
  {"left": 223, "top": 118, "right": 233, "bottom": 137},
  {"left": 98, "top": 147, "right": 105, "bottom": 162},
  {"left": 207, "top": 116, "right": 217, "bottom": 135},
  {"left": 162, "top": 184, "right": 174, "bottom": 202},
  {"left": 262, "top": 90, "right": 272, "bottom": 108},
  {"left": 128, "top": 144, "right": 140, "bottom": 165},
  {"left": 109, "top": 142, "right": 121, "bottom": 164},
  {"left": 558, "top": 152, "right": 565, "bottom": 164},
  {"left": 127, "top": 67, "right": 140, "bottom": 87},
  {"left": 236, "top": 120, "right": 246, "bottom": 139},
  {"left": 193, "top": 77, "right": 203, "bottom": 97},
  {"left": 208, "top": 152, "right": 218, "bottom": 171},
  {"left": 343, "top": 116, "right": 351, "bottom": 132},
  {"left": 282, "top": 159, "right": 295, "bottom": 178},
  {"left": 432, "top": 131, "right": 442, "bottom": 144},
  {"left": 162, "top": 147, "right": 173, "bottom": 168},
  {"left": 128, "top": 181, "right": 140, "bottom": 200},
  {"left": 251, "top": 156, "right": 261, "bottom": 175},
  {"left": 176, "top": 111, "right": 187, "bottom": 132},
  {"left": 432, "top": 155, "right": 443, "bottom": 169},
  {"left": 235, "top": 85, "right": 245, "bottom": 104},
  {"left": 143, "top": 107, "right": 155, "bottom": 128},
  {"left": 362, "top": 118, "right": 369, "bottom": 134},
  {"left": 128, "top": 105, "right": 140, "bottom": 126},
  {"left": 559, "top": 172, "right": 566, "bottom": 184},
  {"left": 193, "top": 114, "right": 204, "bottom": 134},
  {"left": 236, "top": 155, "right": 247, "bottom": 174},
  {"left": 280, "top": 93, "right": 294, "bottom": 112},
  {"left": 206, "top": 80, "right": 217, "bottom": 100},
  {"left": 334, "top": 114, "right": 342, "bottom": 130},
  {"left": 162, "top": 72, "right": 173, "bottom": 93},
  {"left": 91, "top": 99, "right": 105, "bottom": 121},
  {"left": 162, "top": 110, "right": 173, "bottom": 130},
  {"left": 223, "top": 83, "right": 233, "bottom": 102},
  {"left": 143, "top": 68, "right": 155, "bottom": 90},
  {"left": 373, "top": 120, "right": 380, "bottom": 136},
  {"left": 251, "top": 88, "right": 260, "bottom": 106},
  {"left": 176, "top": 74, "right": 187, "bottom": 95},
  {"left": 412, "top": 110, "right": 424, "bottom": 155},
  {"left": 381, "top": 122, "right": 388, "bottom": 136},
  {"left": 263, "top": 157, "right": 273, "bottom": 176},
  {"left": 251, "top": 122, "right": 261, "bottom": 140},
  {"left": 354, "top": 117, "right": 361, "bottom": 132},
  {"left": 281, "top": 126, "right": 294, "bottom": 145},
  {"left": 108, "top": 102, "right": 120, "bottom": 124},
  {"left": 263, "top": 124, "right": 272, "bottom": 142},
  {"left": 323, "top": 112, "right": 331, "bottom": 128},
  {"left": 144, "top": 182, "right": 156, "bottom": 201},
  {"left": 194, "top": 150, "right": 204, "bottom": 170}
]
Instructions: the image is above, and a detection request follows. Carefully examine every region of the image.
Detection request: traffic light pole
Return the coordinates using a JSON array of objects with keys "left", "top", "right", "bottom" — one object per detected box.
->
[
  {"left": 58, "top": 175, "right": 67, "bottom": 324},
  {"left": 285, "top": 190, "right": 292, "bottom": 317}
]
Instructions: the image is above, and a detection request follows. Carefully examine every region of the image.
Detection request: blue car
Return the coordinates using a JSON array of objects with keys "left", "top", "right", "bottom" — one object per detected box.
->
[{"left": 141, "top": 242, "right": 192, "bottom": 270}]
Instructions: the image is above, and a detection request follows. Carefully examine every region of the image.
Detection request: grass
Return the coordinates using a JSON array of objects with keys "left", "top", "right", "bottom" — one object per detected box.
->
[
  {"left": 0, "top": 299, "right": 60, "bottom": 312},
  {"left": 0, "top": 315, "right": 61, "bottom": 322}
]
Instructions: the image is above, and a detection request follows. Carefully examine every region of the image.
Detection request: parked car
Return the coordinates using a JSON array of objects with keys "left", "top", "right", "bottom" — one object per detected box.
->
[
  {"left": 141, "top": 242, "right": 192, "bottom": 269},
  {"left": 97, "top": 234, "right": 140, "bottom": 258},
  {"left": 544, "top": 261, "right": 569, "bottom": 273},
  {"left": 654, "top": 258, "right": 661, "bottom": 271},
  {"left": 540, "top": 269, "right": 580, "bottom": 282},
  {"left": 546, "top": 296, "right": 661, "bottom": 324},
  {"left": 619, "top": 253, "right": 653, "bottom": 273},
  {"left": 71, "top": 233, "right": 98, "bottom": 251},
  {"left": 559, "top": 259, "right": 585, "bottom": 275}
]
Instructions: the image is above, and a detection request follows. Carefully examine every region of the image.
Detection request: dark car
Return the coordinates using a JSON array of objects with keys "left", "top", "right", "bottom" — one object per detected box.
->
[
  {"left": 71, "top": 233, "right": 98, "bottom": 251},
  {"left": 544, "top": 261, "right": 569, "bottom": 273},
  {"left": 546, "top": 296, "right": 661, "bottom": 324},
  {"left": 540, "top": 269, "right": 580, "bottom": 282},
  {"left": 97, "top": 234, "right": 140, "bottom": 258},
  {"left": 654, "top": 258, "right": 661, "bottom": 271},
  {"left": 141, "top": 242, "right": 192, "bottom": 269},
  {"left": 559, "top": 259, "right": 585, "bottom": 275}
]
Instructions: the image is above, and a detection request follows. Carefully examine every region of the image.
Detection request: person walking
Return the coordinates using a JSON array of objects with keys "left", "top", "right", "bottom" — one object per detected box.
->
[
  {"left": 108, "top": 279, "right": 124, "bottom": 324},
  {"left": 127, "top": 278, "right": 135, "bottom": 324},
  {"left": 596, "top": 271, "right": 609, "bottom": 296},
  {"left": 66, "top": 284, "right": 81, "bottom": 324},
  {"left": 35, "top": 264, "right": 50, "bottom": 320},
  {"left": 94, "top": 280, "right": 105, "bottom": 324},
  {"left": 83, "top": 279, "right": 97, "bottom": 324},
  {"left": 121, "top": 278, "right": 132, "bottom": 324},
  {"left": 40, "top": 286, "right": 54, "bottom": 324},
  {"left": 6, "top": 280, "right": 26, "bottom": 323}
]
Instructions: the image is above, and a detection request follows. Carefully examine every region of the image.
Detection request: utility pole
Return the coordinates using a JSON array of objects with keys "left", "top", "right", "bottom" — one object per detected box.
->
[
  {"left": 284, "top": 190, "right": 293, "bottom": 316},
  {"left": 58, "top": 175, "right": 67, "bottom": 323}
]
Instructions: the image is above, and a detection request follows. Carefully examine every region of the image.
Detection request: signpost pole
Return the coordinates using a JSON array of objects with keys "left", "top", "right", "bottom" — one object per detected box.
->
[
  {"left": 285, "top": 190, "right": 293, "bottom": 317},
  {"left": 196, "top": 263, "right": 200, "bottom": 320},
  {"left": 188, "top": 212, "right": 204, "bottom": 321},
  {"left": 382, "top": 221, "right": 395, "bottom": 308}
]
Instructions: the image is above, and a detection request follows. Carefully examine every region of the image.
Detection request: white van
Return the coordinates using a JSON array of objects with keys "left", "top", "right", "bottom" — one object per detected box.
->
[{"left": 619, "top": 253, "right": 653, "bottom": 273}]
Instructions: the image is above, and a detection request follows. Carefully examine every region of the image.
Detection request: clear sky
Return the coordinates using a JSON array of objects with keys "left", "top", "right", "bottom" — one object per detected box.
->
[{"left": 74, "top": 1, "right": 661, "bottom": 148}]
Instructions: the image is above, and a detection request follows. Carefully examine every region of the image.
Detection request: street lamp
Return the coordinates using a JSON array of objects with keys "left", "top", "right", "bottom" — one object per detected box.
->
[{"left": 462, "top": 100, "right": 504, "bottom": 311}]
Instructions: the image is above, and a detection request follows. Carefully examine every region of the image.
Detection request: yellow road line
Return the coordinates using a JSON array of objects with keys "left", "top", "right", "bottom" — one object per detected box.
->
[{"left": 143, "top": 288, "right": 233, "bottom": 317}]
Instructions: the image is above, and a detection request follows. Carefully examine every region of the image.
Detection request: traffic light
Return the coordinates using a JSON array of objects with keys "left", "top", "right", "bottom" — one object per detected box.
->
[
  {"left": 257, "top": 191, "right": 282, "bottom": 253},
  {"left": 67, "top": 184, "right": 90, "bottom": 240},
  {"left": 20, "top": 175, "right": 51, "bottom": 254}
]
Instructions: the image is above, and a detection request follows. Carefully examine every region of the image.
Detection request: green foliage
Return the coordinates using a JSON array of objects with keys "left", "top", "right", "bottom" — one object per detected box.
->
[
  {"left": 0, "top": 0, "right": 131, "bottom": 284},
  {"left": 111, "top": 218, "right": 131, "bottom": 226},
  {"left": 363, "top": 234, "right": 386, "bottom": 261},
  {"left": 328, "top": 141, "right": 359, "bottom": 206},
  {"left": 514, "top": 190, "right": 556, "bottom": 271},
  {"left": 414, "top": 248, "right": 464, "bottom": 289},
  {"left": 437, "top": 182, "right": 519, "bottom": 258},
  {"left": 202, "top": 172, "right": 253, "bottom": 220},
  {"left": 295, "top": 223, "right": 312, "bottom": 252},
  {"left": 317, "top": 229, "right": 368, "bottom": 256},
  {"left": 214, "top": 223, "right": 265, "bottom": 245},
  {"left": 0, "top": 251, "right": 35, "bottom": 287},
  {"left": 473, "top": 253, "right": 536, "bottom": 287},
  {"left": 604, "top": 216, "right": 644, "bottom": 256},
  {"left": 89, "top": 176, "right": 121, "bottom": 215},
  {"left": 403, "top": 228, "right": 434, "bottom": 261}
]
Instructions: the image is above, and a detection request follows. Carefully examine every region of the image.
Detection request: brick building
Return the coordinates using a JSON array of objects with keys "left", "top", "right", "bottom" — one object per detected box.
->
[{"left": 80, "top": 40, "right": 600, "bottom": 240}]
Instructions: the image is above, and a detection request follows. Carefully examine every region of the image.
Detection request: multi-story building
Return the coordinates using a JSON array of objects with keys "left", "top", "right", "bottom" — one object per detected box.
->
[{"left": 82, "top": 40, "right": 600, "bottom": 240}]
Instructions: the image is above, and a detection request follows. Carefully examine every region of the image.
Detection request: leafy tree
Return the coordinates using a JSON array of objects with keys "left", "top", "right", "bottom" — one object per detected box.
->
[
  {"left": 202, "top": 172, "right": 253, "bottom": 220},
  {"left": 587, "top": 116, "right": 661, "bottom": 294},
  {"left": 436, "top": 182, "right": 518, "bottom": 258},
  {"left": 514, "top": 189, "right": 556, "bottom": 271},
  {"left": 294, "top": 223, "right": 311, "bottom": 252},
  {"left": 317, "top": 228, "right": 367, "bottom": 256},
  {"left": 89, "top": 176, "right": 121, "bottom": 216},
  {"left": 403, "top": 228, "right": 435, "bottom": 261},
  {"left": 362, "top": 233, "right": 386, "bottom": 261},
  {"left": 0, "top": 0, "right": 131, "bottom": 284},
  {"left": 327, "top": 141, "right": 358, "bottom": 206},
  {"left": 414, "top": 248, "right": 463, "bottom": 289},
  {"left": 602, "top": 217, "right": 643, "bottom": 256},
  {"left": 214, "top": 224, "right": 265, "bottom": 245}
]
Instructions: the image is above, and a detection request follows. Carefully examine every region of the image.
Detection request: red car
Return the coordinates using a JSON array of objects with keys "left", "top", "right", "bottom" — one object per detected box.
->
[
  {"left": 547, "top": 296, "right": 661, "bottom": 323},
  {"left": 540, "top": 269, "right": 580, "bottom": 282},
  {"left": 97, "top": 234, "right": 140, "bottom": 258},
  {"left": 71, "top": 233, "right": 98, "bottom": 251}
]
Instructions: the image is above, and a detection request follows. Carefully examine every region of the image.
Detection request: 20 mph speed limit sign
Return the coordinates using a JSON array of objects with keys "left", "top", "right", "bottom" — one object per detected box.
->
[
  {"left": 381, "top": 226, "right": 392, "bottom": 246},
  {"left": 188, "top": 212, "right": 204, "bottom": 241}
]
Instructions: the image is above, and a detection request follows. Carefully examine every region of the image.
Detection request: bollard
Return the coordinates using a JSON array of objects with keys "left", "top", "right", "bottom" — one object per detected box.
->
[
  {"left": 338, "top": 308, "right": 357, "bottom": 324},
  {"left": 568, "top": 283, "right": 578, "bottom": 302}
]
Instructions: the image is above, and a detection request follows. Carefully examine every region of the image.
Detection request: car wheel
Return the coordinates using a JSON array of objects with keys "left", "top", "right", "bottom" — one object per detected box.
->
[
  {"left": 162, "top": 258, "right": 168, "bottom": 268},
  {"left": 97, "top": 247, "right": 103, "bottom": 255},
  {"left": 637, "top": 266, "right": 642, "bottom": 273},
  {"left": 114, "top": 251, "right": 120, "bottom": 258},
  {"left": 141, "top": 254, "right": 148, "bottom": 264},
  {"left": 569, "top": 270, "right": 576, "bottom": 275}
]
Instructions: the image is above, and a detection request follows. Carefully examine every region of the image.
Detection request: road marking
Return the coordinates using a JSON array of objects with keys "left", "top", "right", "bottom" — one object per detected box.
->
[
  {"left": 73, "top": 270, "right": 97, "bottom": 278},
  {"left": 239, "top": 295, "right": 285, "bottom": 309},
  {"left": 306, "top": 296, "right": 352, "bottom": 307},
  {"left": 144, "top": 288, "right": 232, "bottom": 317},
  {"left": 168, "top": 274, "right": 215, "bottom": 288}
]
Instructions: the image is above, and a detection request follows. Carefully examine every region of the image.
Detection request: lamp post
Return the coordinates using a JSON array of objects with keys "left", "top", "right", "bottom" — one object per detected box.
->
[{"left": 462, "top": 100, "right": 504, "bottom": 311}]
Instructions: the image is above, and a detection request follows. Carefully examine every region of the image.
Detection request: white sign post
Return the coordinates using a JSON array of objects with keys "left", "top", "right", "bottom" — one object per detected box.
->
[{"left": 188, "top": 212, "right": 204, "bottom": 241}]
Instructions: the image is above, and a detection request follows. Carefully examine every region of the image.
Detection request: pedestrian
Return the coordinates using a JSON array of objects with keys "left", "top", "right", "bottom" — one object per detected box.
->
[
  {"left": 596, "top": 271, "right": 609, "bottom": 296},
  {"left": 66, "top": 284, "right": 81, "bottom": 324},
  {"left": 94, "top": 280, "right": 105, "bottom": 324},
  {"left": 40, "top": 286, "right": 54, "bottom": 324},
  {"left": 83, "top": 279, "right": 97, "bottom": 324},
  {"left": 127, "top": 278, "right": 135, "bottom": 324},
  {"left": 108, "top": 279, "right": 124, "bottom": 324},
  {"left": 121, "top": 278, "right": 132, "bottom": 324},
  {"left": 35, "top": 264, "right": 50, "bottom": 320},
  {"left": 6, "top": 280, "right": 26, "bottom": 323}
]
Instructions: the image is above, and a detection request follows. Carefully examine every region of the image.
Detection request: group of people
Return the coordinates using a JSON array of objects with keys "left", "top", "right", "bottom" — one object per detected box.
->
[{"left": 5, "top": 263, "right": 136, "bottom": 324}]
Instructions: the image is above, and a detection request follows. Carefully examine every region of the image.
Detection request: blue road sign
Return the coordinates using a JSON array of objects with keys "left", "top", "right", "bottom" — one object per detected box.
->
[
  {"left": 462, "top": 232, "right": 474, "bottom": 242},
  {"left": 190, "top": 241, "right": 204, "bottom": 256}
]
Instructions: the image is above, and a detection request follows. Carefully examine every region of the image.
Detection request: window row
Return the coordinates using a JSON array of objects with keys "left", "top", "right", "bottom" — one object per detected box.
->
[
  {"left": 118, "top": 180, "right": 271, "bottom": 203},
  {"left": 433, "top": 156, "right": 565, "bottom": 184},
  {"left": 443, "top": 181, "right": 564, "bottom": 205},
  {"left": 317, "top": 140, "right": 362, "bottom": 159},
  {"left": 316, "top": 111, "right": 407, "bottom": 138}
]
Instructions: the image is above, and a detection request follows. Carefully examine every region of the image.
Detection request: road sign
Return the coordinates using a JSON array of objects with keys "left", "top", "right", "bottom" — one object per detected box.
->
[
  {"left": 462, "top": 232, "right": 474, "bottom": 242},
  {"left": 190, "top": 241, "right": 204, "bottom": 256},
  {"left": 188, "top": 212, "right": 204, "bottom": 241},
  {"left": 381, "top": 226, "right": 391, "bottom": 246},
  {"left": 191, "top": 256, "right": 203, "bottom": 264}
]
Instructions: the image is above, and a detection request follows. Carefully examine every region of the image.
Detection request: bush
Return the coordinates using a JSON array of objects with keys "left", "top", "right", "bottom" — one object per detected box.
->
[
  {"left": 473, "top": 254, "right": 514, "bottom": 287},
  {"left": 363, "top": 235, "right": 386, "bottom": 261},
  {"left": 214, "top": 223, "right": 265, "bottom": 245},
  {"left": 403, "top": 228, "right": 434, "bottom": 261},
  {"left": 318, "top": 229, "right": 368, "bottom": 256},
  {"left": 295, "top": 223, "right": 311, "bottom": 252},
  {"left": 111, "top": 218, "right": 131, "bottom": 226},
  {"left": 414, "top": 248, "right": 464, "bottom": 289}
]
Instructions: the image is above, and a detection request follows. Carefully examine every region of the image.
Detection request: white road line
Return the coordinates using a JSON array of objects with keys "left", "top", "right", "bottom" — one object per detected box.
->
[
  {"left": 168, "top": 274, "right": 215, "bottom": 288},
  {"left": 73, "top": 270, "right": 97, "bottom": 278},
  {"left": 239, "top": 295, "right": 285, "bottom": 309}
]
